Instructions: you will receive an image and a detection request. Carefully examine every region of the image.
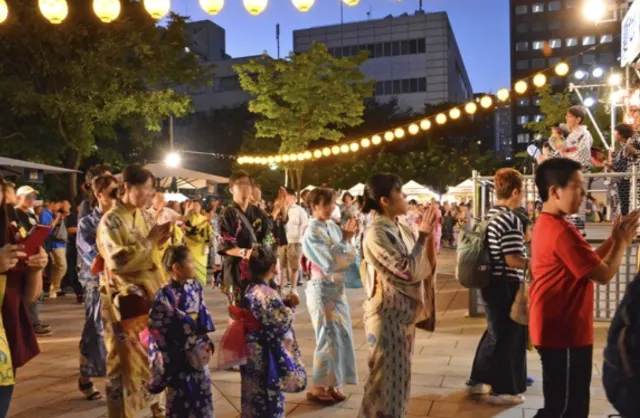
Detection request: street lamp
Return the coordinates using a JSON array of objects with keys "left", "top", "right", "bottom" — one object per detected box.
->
[
  {"left": 583, "top": 0, "right": 607, "bottom": 22},
  {"left": 165, "top": 151, "right": 181, "bottom": 168}
]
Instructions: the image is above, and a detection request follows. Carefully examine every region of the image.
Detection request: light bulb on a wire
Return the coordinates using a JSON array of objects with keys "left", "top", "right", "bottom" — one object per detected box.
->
[
  {"left": 592, "top": 67, "right": 604, "bottom": 78},
  {"left": 584, "top": 97, "right": 596, "bottom": 107}
]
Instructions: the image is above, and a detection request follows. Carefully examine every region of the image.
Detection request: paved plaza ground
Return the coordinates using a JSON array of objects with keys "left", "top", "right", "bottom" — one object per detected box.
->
[{"left": 7, "top": 249, "right": 619, "bottom": 418}]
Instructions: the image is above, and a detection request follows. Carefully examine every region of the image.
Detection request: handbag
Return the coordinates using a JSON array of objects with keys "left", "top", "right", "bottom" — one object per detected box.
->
[{"left": 509, "top": 259, "right": 531, "bottom": 326}]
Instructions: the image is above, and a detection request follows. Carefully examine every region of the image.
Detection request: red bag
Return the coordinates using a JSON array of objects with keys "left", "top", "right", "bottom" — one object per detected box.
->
[
  {"left": 139, "top": 327, "right": 150, "bottom": 348},
  {"left": 216, "top": 317, "right": 248, "bottom": 370}
]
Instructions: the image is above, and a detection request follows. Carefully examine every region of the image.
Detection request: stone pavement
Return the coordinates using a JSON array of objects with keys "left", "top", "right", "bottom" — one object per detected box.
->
[{"left": 7, "top": 250, "right": 619, "bottom": 418}]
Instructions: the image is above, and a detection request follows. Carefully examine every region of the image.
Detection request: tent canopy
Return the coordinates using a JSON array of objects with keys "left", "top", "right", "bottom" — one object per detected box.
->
[
  {"left": 348, "top": 183, "right": 365, "bottom": 196},
  {"left": 0, "top": 156, "right": 79, "bottom": 177},
  {"left": 145, "top": 163, "right": 228, "bottom": 185},
  {"left": 302, "top": 185, "right": 316, "bottom": 192},
  {"left": 163, "top": 192, "right": 189, "bottom": 203},
  {"left": 402, "top": 180, "right": 440, "bottom": 200}
]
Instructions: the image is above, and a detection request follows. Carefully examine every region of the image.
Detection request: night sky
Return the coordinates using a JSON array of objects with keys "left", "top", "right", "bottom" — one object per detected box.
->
[{"left": 171, "top": 0, "right": 510, "bottom": 94}]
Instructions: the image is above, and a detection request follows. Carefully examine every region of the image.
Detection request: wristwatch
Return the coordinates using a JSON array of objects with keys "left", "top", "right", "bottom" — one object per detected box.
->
[{"left": 239, "top": 248, "right": 247, "bottom": 259}]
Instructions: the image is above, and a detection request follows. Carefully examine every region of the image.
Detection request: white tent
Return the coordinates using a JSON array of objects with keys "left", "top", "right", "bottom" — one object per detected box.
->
[
  {"left": 0, "top": 156, "right": 79, "bottom": 178},
  {"left": 143, "top": 163, "right": 228, "bottom": 191},
  {"left": 348, "top": 183, "right": 365, "bottom": 196},
  {"left": 164, "top": 192, "right": 189, "bottom": 203},
  {"left": 302, "top": 185, "right": 316, "bottom": 192},
  {"left": 402, "top": 180, "right": 440, "bottom": 202}
]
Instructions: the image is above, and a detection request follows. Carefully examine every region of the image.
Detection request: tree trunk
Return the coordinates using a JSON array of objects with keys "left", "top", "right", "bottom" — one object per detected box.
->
[{"left": 64, "top": 148, "right": 81, "bottom": 203}]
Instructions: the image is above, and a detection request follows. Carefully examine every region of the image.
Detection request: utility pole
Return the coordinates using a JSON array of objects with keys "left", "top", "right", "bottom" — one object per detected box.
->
[
  {"left": 276, "top": 24, "right": 280, "bottom": 59},
  {"left": 169, "top": 115, "right": 174, "bottom": 151}
]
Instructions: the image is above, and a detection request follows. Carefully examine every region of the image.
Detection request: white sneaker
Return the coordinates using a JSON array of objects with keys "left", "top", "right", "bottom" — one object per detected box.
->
[
  {"left": 466, "top": 382, "right": 491, "bottom": 395},
  {"left": 487, "top": 394, "right": 525, "bottom": 405}
]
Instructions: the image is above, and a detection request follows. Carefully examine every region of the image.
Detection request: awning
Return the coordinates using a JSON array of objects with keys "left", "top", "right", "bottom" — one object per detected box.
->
[
  {"left": 348, "top": 183, "right": 365, "bottom": 196},
  {"left": 144, "top": 163, "right": 229, "bottom": 185},
  {"left": 0, "top": 156, "right": 79, "bottom": 177},
  {"left": 402, "top": 180, "right": 440, "bottom": 199}
]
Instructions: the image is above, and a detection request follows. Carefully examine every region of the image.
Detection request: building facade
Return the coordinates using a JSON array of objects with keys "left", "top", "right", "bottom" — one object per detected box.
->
[
  {"left": 510, "top": 0, "right": 625, "bottom": 153},
  {"left": 293, "top": 11, "right": 473, "bottom": 113}
]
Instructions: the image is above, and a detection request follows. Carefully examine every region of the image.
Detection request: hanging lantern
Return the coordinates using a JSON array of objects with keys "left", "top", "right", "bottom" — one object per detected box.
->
[
  {"left": 349, "top": 143, "right": 359, "bottom": 152},
  {"left": 237, "top": 157, "right": 245, "bottom": 164},
  {"left": 331, "top": 146, "right": 340, "bottom": 155},
  {"left": 0, "top": 0, "right": 8, "bottom": 24},
  {"left": 243, "top": 0, "right": 268, "bottom": 15},
  {"left": 200, "top": 0, "right": 224, "bottom": 15},
  {"left": 246, "top": 157, "right": 255, "bottom": 164},
  {"left": 144, "top": 0, "right": 170, "bottom": 19},
  {"left": 449, "top": 108, "right": 461, "bottom": 120},
  {"left": 361, "top": 138, "right": 371, "bottom": 148},
  {"left": 497, "top": 88, "right": 510, "bottom": 102},
  {"left": 465, "top": 102, "right": 477, "bottom": 114},
  {"left": 292, "top": 0, "right": 314, "bottom": 11},
  {"left": 384, "top": 131, "right": 395, "bottom": 142},
  {"left": 342, "top": 0, "right": 359, "bottom": 6},
  {"left": 39, "top": 0, "right": 69, "bottom": 24},
  {"left": 313, "top": 149, "right": 322, "bottom": 158},
  {"left": 93, "top": 0, "right": 121, "bottom": 23},
  {"left": 514, "top": 80, "right": 528, "bottom": 94},
  {"left": 435, "top": 113, "right": 447, "bottom": 125},
  {"left": 371, "top": 135, "right": 382, "bottom": 145},
  {"left": 408, "top": 124, "right": 419, "bottom": 135},
  {"left": 480, "top": 96, "right": 493, "bottom": 109},
  {"left": 304, "top": 150, "right": 312, "bottom": 159},
  {"left": 267, "top": 156, "right": 275, "bottom": 163},
  {"left": 533, "top": 73, "right": 547, "bottom": 87},
  {"left": 275, "top": 155, "right": 282, "bottom": 163},
  {"left": 394, "top": 128, "right": 405, "bottom": 139},
  {"left": 420, "top": 119, "right": 431, "bottom": 130},
  {"left": 290, "top": 154, "right": 298, "bottom": 161},
  {"left": 297, "top": 152, "right": 305, "bottom": 160},
  {"left": 555, "top": 62, "right": 570, "bottom": 76},
  {"left": 322, "top": 147, "right": 331, "bottom": 156},
  {"left": 340, "top": 144, "right": 349, "bottom": 153}
]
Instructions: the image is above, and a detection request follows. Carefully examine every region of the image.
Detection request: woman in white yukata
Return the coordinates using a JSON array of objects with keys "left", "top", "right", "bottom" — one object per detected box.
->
[
  {"left": 358, "top": 173, "right": 438, "bottom": 418},
  {"left": 302, "top": 187, "right": 359, "bottom": 404}
]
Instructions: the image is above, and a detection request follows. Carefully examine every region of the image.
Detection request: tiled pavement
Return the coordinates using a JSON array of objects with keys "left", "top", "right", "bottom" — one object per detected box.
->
[{"left": 8, "top": 249, "right": 619, "bottom": 418}]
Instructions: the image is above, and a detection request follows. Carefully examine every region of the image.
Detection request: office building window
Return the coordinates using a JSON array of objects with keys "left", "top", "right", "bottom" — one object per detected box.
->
[
  {"left": 534, "top": 96, "right": 541, "bottom": 105},
  {"left": 583, "top": 36, "right": 596, "bottom": 45},
  {"left": 550, "top": 76, "right": 562, "bottom": 85},
  {"left": 375, "top": 43, "right": 383, "bottom": 57},
  {"left": 548, "top": 1, "right": 561, "bottom": 11},
  {"left": 516, "top": 60, "right": 529, "bottom": 70},
  {"left": 599, "top": 52, "right": 614, "bottom": 64},
  {"left": 566, "top": 37, "right": 578, "bottom": 47},
  {"left": 549, "top": 38, "right": 562, "bottom": 48},
  {"left": 582, "top": 53, "right": 595, "bottom": 64},
  {"left": 373, "top": 77, "right": 428, "bottom": 96},
  {"left": 548, "top": 20, "right": 561, "bottom": 30},
  {"left": 515, "top": 5, "right": 528, "bottom": 14},
  {"left": 532, "top": 40, "right": 545, "bottom": 50},
  {"left": 384, "top": 80, "right": 392, "bottom": 95},
  {"left": 517, "top": 23, "right": 529, "bottom": 33},
  {"left": 516, "top": 42, "right": 529, "bottom": 51},
  {"left": 517, "top": 98, "right": 531, "bottom": 107},
  {"left": 214, "top": 76, "right": 241, "bottom": 92},
  {"left": 533, "top": 22, "right": 546, "bottom": 31},
  {"left": 535, "top": 114, "right": 544, "bottom": 122},
  {"left": 375, "top": 81, "right": 384, "bottom": 96},
  {"left": 532, "top": 3, "right": 544, "bottom": 12},
  {"left": 600, "top": 34, "right": 613, "bottom": 43},
  {"left": 417, "top": 39, "right": 426, "bottom": 53},
  {"left": 549, "top": 57, "right": 561, "bottom": 66},
  {"left": 383, "top": 42, "right": 391, "bottom": 56},
  {"left": 392, "top": 80, "right": 401, "bottom": 94},
  {"left": 517, "top": 133, "right": 531, "bottom": 143},
  {"left": 418, "top": 78, "right": 427, "bottom": 92},
  {"left": 518, "top": 116, "right": 530, "bottom": 125},
  {"left": 532, "top": 58, "right": 546, "bottom": 69}
]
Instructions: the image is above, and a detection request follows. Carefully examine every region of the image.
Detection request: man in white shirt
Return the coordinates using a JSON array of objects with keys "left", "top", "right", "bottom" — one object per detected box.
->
[
  {"left": 280, "top": 188, "right": 309, "bottom": 293},
  {"left": 148, "top": 192, "right": 183, "bottom": 225}
]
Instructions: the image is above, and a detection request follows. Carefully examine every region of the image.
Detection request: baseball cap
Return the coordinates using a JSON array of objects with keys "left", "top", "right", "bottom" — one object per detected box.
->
[{"left": 16, "top": 186, "right": 39, "bottom": 197}]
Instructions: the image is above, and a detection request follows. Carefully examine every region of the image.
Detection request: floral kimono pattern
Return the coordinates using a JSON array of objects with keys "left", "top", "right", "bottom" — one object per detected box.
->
[
  {"left": 77, "top": 207, "right": 107, "bottom": 379},
  {"left": 302, "top": 219, "right": 358, "bottom": 388},
  {"left": 240, "top": 283, "right": 306, "bottom": 418},
  {"left": 97, "top": 201, "right": 167, "bottom": 418},
  {"left": 358, "top": 215, "right": 436, "bottom": 418},
  {"left": 184, "top": 214, "right": 214, "bottom": 287},
  {"left": 148, "top": 279, "right": 216, "bottom": 418}
]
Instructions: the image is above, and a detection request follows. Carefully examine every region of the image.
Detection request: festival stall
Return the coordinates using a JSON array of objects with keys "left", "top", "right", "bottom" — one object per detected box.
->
[
  {"left": 348, "top": 182, "right": 365, "bottom": 196},
  {"left": 401, "top": 180, "right": 440, "bottom": 203}
]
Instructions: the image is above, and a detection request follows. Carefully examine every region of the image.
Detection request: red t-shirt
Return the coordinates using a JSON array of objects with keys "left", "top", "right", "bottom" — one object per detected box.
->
[{"left": 529, "top": 213, "right": 601, "bottom": 348}]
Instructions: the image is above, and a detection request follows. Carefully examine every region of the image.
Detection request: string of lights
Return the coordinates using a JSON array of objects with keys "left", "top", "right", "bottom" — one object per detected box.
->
[{"left": 238, "top": 37, "right": 626, "bottom": 166}]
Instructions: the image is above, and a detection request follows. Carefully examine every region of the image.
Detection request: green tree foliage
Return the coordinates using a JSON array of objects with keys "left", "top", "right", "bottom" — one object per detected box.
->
[
  {"left": 234, "top": 43, "right": 373, "bottom": 190},
  {"left": 0, "top": 0, "right": 210, "bottom": 198}
]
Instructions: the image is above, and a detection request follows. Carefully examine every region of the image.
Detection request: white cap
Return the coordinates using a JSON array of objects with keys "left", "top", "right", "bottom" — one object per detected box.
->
[{"left": 16, "top": 186, "right": 38, "bottom": 197}]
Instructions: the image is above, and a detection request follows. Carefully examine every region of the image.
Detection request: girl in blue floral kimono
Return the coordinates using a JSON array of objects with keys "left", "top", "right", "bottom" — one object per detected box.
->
[
  {"left": 235, "top": 245, "right": 306, "bottom": 417},
  {"left": 302, "top": 188, "right": 359, "bottom": 403},
  {"left": 148, "top": 245, "right": 216, "bottom": 418}
]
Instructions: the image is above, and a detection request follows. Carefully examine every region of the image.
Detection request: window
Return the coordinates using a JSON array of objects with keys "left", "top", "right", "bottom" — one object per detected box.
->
[
  {"left": 515, "top": 4, "right": 528, "bottom": 14},
  {"left": 535, "top": 114, "right": 544, "bottom": 122},
  {"left": 215, "top": 76, "right": 241, "bottom": 92},
  {"left": 392, "top": 41, "right": 400, "bottom": 56},
  {"left": 417, "top": 39, "right": 426, "bottom": 53},
  {"left": 548, "top": 1, "right": 561, "bottom": 11},
  {"left": 534, "top": 96, "right": 541, "bottom": 105},
  {"left": 582, "top": 53, "right": 595, "bottom": 64},
  {"left": 383, "top": 42, "right": 391, "bottom": 56},
  {"left": 375, "top": 43, "right": 383, "bottom": 58},
  {"left": 550, "top": 76, "right": 562, "bottom": 85},
  {"left": 599, "top": 52, "right": 614, "bottom": 64},
  {"left": 409, "top": 78, "right": 418, "bottom": 93},
  {"left": 516, "top": 42, "right": 529, "bottom": 51},
  {"left": 375, "top": 81, "right": 384, "bottom": 96},
  {"left": 409, "top": 39, "right": 418, "bottom": 54},
  {"left": 392, "top": 80, "right": 401, "bottom": 94},
  {"left": 600, "top": 34, "right": 613, "bottom": 44},
  {"left": 401, "top": 79, "right": 410, "bottom": 93},
  {"left": 533, "top": 22, "right": 546, "bottom": 31},
  {"left": 532, "top": 3, "right": 544, "bottom": 12},
  {"left": 418, "top": 78, "right": 427, "bottom": 92},
  {"left": 532, "top": 58, "right": 546, "bottom": 69},
  {"left": 518, "top": 116, "right": 530, "bottom": 125},
  {"left": 334, "top": 48, "right": 343, "bottom": 58},
  {"left": 566, "top": 37, "right": 578, "bottom": 47},
  {"left": 384, "top": 80, "right": 392, "bottom": 95},
  {"left": 516, "top": 60, "right": 529, "bottom": 70},
  {"left": 548, "top": 21, "right": 561, "bottom": 30},
  {"left": 549, "top": 38, "right": 562, "bottom": 48},
  {"left": 583, "top": 36, "right": 596, "bottom": 46},
  {"left": 516, "top": 23, "right": 529, "bottom": 33},
  {"left": 549, "top": 57, "right": 562, "bottom": 66},
  {"left": 517, "top": 133, "right": 531, "bottom": 143},
  {"left": 532, "top": 40, "right": 545, "bottom": 50},
  {"left": 342, "top": 46, "right": 350, "bottom": 57},
  {"left": 350, "top": 45, "right": 358, "bottom": 56},
  {"left": 400, "top": 40, "right": 409, "bottom": 55},
  {"left": 517, "top": 98, "right": 530, "bottom": 107}
]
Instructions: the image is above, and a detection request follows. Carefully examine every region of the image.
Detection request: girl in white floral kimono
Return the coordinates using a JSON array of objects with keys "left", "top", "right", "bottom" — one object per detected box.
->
[{"left": 357, "top": 173, "right": 438, "bottom": 418}]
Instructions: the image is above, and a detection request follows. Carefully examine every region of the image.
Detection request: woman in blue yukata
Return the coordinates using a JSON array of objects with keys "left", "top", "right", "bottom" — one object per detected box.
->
[
  {"left": 148, "top": 245, "right": 216, "bottom": 418},
  {"left": 302, "top": 187, "right": 359, "bottom": 404},
  {"left": 234, "top": 245, "right": 306, "bottom": 417},
  {"left": 76, "top": 174, "right": 119, "bottom": 401}
]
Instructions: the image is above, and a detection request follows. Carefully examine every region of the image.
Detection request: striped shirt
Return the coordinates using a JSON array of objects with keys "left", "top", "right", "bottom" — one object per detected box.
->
[{"left": 486, "top": 206, "right": 525, "bottom": 281}]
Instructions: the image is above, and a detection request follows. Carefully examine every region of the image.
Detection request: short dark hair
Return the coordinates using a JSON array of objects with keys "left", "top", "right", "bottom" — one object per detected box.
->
[
  {"left": 308, "top": 188, "right": 335, "bottom": 207},
  {"left": 362, "top": 173, "right": 403, "bottom": 214},
  {"left": 567, "top": 105, "right": 587, "bottom": 125},
  {"left": 249, "top": 245, "right": 277, "bottom": 281},
  {"left": 285, "top": 187, "right": 296, "bottom": 196},
  {"left": 122, "top": 164, "right": 154, "bottom": 187},
  {"left": 408, "top": 199, "right": 418, "bottom": 205},
  {"left": 342, "top": 192, "right": 353, "bottom": 202},
  {"left": 494, "top": 168, "right": 523, "bottom": 200},
  {"left": 615, "top": 123, "right": 634, "bottom": 140},
  {"left": 86, "top": 164, "right": 112, "bottom": 184},
  {"left": 535, "top": 158, "right": 582, "bottom": 202},
  {"left": 229, "top": 170, "right": 250, "bottom": 188},
  {"left": 542, "top": 142, "right": 552, "bottom": 150},
  {"left": 162, "top": 245, "right": 191, "bottom": 272}
]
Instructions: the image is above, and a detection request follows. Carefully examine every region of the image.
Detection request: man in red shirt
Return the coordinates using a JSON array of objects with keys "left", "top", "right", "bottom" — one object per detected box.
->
[{"left": 531, "top": 158, "right": 640, "bottom": 417}]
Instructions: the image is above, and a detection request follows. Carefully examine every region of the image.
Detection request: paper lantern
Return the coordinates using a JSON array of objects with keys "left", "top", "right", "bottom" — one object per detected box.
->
[
  {"left": 514, "top": 80, "right": 528, "bottom": 94},
  {"left": 350, "top": 143, "right": 359, "bottom": 152},
  {"left": 243, "top": 0, "right": 268, "bottom": 15},
  {"left": 144, "top": 0, "right": 170, "bottom": 19},
  {"left": 39, "top": 0, "right": 68, "bottom": 24},
  {"left": 420, "top": 119, "right": 431, "bottom": 130},
  {"left": 497, "top": 88, "right": 510, "bottom": 102},
  {"left": 322, "top": 147, "right": 331, "bottom": 156},
  {"left": 384, "top": 131, "right": 395, "bottom": 142},
  {"left": 0, "top": 0, "right": 9, "bottom": 24},
  {"left": 480, "top": 96, "right": 493, "bottom": 109},
  {"left": 313, "top": 150, "right": 322, "bottom": 158},
  {"left": 200, "top": 0, "right": 224, "bottom": 15},
  {"left": 435, "top": 113, "right": 447, "bottom": 125},
  {"left": 361, "top": 138, "right": 371, "bottom": 147},
  {"left": 465, "top": 102, "right": 477, "bottom": 114},
  {"left": 449, "top": 108, "right": 461, "bottom": 120},
  {"left": 533, "top": 73, "right": 547, "bottom": 87},
  {"left": 394, "top": 128, "right": 405, "bottom": 139},
  {"left": 292, "top": 0, "right": 314, "bottom": 11},
  {"left": 371, "top": 135, "right": 382, "bottom": 145},
  {"left": 340, "top": 144, "right": 349, "bottom": 153},
  {"left": 408, "top": 124, "right": 419, "bottom": 135},
  {"left": 555, "top": 62, "right": 569, "bottom": 76}
]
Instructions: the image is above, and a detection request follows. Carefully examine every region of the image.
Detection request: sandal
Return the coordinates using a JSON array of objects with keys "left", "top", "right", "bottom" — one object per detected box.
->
[
  {"left": 306, "top": 390, "right": 336, "bottom": 404},
  {"left": 328, "top": 387, "right": 347, "bottom": 401},
  {"left": 78, "top": 379, "right": 102, "bottom": 401}
]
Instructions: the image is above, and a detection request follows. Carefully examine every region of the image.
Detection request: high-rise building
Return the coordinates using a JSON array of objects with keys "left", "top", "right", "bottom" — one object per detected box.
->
[
  {"left": 293, "top": 11, "right": 473, "bottom": 113},
  {"left": 510, "top": 0, "right": 625, "bottom": 153}
]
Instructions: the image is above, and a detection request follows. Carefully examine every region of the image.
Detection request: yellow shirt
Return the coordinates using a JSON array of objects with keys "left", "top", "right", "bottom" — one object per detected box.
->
[{"left": 0, "top": 276, "right": 15, "bottom": 386}]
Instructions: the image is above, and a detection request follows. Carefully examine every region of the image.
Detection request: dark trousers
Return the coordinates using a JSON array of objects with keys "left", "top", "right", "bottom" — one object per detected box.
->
[
  {"left": 602, "top": 360, "right": 640, "bottom": 418},
  {"left": 470, "top": 278, "right": 527, "bottom": 395},
  {"left": 0, "top": 384, "right": 14, "bottom": 418},
  {"left": 619, "top": 179, "right": 631, "bottom": 216},
  {"left": 533, "top": 345, "right": 592, "bottom": 418}
]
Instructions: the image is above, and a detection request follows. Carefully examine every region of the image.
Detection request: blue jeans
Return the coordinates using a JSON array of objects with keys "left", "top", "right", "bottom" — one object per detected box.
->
[
  {"left": 28, "top": 291, "right": 43, "bottom": 327},
  {"left": 0, "top": 385, "right": 15, "bottom": 418}
]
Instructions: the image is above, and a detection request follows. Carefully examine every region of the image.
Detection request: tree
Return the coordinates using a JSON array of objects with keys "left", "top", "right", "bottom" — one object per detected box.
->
[
  {"left": 0, "top": 0, "right": 210, "bottom": 199},
  {"left": 234, "top": 43, "right": 373, "bottom": 191}
]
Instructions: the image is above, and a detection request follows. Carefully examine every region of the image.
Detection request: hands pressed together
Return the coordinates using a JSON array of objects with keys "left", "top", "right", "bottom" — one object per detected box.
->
[
  {"left": 611, "top": 210, "right": 640, "bottom": 247},
  {"left": 0, "top": 244, "right": 48, "bottom": 274}
]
